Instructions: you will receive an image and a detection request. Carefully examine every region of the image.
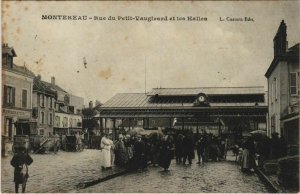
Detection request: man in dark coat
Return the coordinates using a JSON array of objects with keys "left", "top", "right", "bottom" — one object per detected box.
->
[
  {"left": 175, "top": 134, "right": 184, "bottom": 164},
  {"left": 158, "top": 135, "right": 174, "bottom": 171},
  {"left": 182, "top": 133, "right": 195, "bottom": 165},
  {"left": 11, "top": 149, "right": 33, "bottom": 193},
  {"left": 196, "top": 136, "right": 206, "bottom": 164},
  {"left": 133, "top": 135, "right": 146, "bottom": 170}
]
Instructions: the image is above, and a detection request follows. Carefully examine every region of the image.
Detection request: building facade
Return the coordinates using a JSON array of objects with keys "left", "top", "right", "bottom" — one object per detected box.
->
[
  {"left": 2, "top": 44, "right": 35, "bottom": 153},
  {"left": 32, "top": 76, "right": 57, "bottom": 136},
  {"left": 48, "top": 77, "right": 84, "bottom": 135},
  {"left": 265, "top": 20, "right": 299, "bottom": 154}
]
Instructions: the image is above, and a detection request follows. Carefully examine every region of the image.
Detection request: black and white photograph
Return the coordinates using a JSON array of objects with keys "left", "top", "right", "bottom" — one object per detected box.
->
[{"left": 1, "top": 1, "right": 299, "bottom": 193}]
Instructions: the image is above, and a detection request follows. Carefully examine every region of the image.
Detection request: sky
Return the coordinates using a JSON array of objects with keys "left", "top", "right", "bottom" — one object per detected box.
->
[{"left": 2, "top": 1, "right": 300, "bottom": 105}]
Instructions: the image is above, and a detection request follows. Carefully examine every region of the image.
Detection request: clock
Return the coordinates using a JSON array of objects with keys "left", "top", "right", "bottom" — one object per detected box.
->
[{"left": 198, "top": 95, "right": 205, "bottom": 102}]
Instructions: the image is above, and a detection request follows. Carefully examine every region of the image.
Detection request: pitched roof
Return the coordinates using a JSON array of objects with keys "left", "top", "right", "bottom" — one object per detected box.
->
[
  {"left": 42, "top": 81, "right": 67, "bottom": 93},
  {"left": 265, "top": 43, "right": 300, "bottom": 78},
  {"left": 147, "top": 86, "right": 265, "bottom": 96},
  {"left": 102, "top": 92, "right": 267, "bottom": 109},
  {"left": 33, "top": 77, "right": 57, "bottom": 96},
  {"left": 3, "top": 64, "right": 35, "bottom": 78}
]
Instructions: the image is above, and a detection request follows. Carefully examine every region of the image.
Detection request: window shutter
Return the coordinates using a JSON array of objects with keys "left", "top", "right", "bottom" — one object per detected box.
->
[
  {"left": 12, "top": 87, "right": 15, "bottom": 106},
  {"left": 22, "top": 90, "right": 27, "bottom": 108},
  {"left": 3, "top": 85, "right": 8, "bottom": 106}
]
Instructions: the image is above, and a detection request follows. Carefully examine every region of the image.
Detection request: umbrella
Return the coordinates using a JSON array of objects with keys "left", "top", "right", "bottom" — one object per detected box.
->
[
  {"left": 250, "top": 130, "right": 267, "bottom": 141},
  {"left": 250, "top": 130, "right": 267, "bottom": 135}
]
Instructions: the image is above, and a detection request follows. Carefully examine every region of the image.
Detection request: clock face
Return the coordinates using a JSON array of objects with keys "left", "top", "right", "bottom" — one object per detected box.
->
[{"left": 198, "top": 95, "right": 205, "bottom": 102}]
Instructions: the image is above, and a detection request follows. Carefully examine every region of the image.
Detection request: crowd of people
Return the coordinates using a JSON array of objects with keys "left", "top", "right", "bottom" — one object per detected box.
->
[
  {"left": 99, "top": 131, "right": 232, "bottom": 172},
  {"left": 239, "top": 132, "right": 287, "bottom": 172},
  {"left": 100, "top": 130, "right": 288, "bottom": 174},
  {"left": 100, "top": 132, "right": 175, "bottom": 171}
]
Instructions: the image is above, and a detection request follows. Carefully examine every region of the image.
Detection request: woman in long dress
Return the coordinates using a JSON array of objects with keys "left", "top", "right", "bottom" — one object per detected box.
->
[
  {"left": 114, "top": 134, "right": 128, "bottom": 167},
  {"left": 241, "top": 137, "right": 255, "bottom": 172},
  {"left": 158, "top": 135, "right": 174, "bottom": 171},
  {"left": 100, "top": 134, "right": 114, "bottom": 170}
]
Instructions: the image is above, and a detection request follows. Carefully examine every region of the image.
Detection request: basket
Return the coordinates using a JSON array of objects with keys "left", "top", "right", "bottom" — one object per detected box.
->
[{"left": 13, "top": 135, "right": 29, "bottom": 152}]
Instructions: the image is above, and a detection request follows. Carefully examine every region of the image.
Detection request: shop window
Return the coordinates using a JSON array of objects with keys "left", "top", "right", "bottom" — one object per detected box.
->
[
  {"left": 3, "top": 85, "right": 15, "bottom": 107},
  {"left": 22, "top": 89, "right": 28, "bottom": 108}
]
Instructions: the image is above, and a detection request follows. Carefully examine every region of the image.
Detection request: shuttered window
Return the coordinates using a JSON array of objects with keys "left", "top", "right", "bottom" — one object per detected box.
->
[
  {"left": 290, "top": 73, "right": 297, "bottom": 95},
  {"left": 22, "top": 89, "right": 27, "bottom": 108},
  {"left": 3, "top": 85, "right": 15, "bottom": 107}
]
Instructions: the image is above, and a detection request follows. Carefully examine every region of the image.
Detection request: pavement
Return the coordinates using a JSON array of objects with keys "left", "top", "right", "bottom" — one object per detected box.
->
[
  {"left": 1, "top": 149, "right": 125, "bottom": 193},
  {"left": 81, "top": 153, "right": 271, "bottom": 193},
  {"left": 1, "top": 149, "right": 280, "bottom": 193}
]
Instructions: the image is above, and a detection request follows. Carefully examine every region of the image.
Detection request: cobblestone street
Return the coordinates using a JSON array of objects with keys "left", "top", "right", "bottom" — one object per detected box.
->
[
  {"left": 1, "top": 149, "right": 123, "bottom": 193},
  {"left": 81, "top": 159, "right": 271, "bottom": 193},
  {"left": 2, "top": 149, "right": 271, "bottom": 193}
]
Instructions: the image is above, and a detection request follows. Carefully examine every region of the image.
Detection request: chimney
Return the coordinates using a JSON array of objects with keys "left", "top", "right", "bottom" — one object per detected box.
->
[
  {"left": 89, "top": 101, "right": 93, "bottom": 109},
  {"left": 51, "top": 76, "right": 55, "bottom": 86},
  {"left": 273, "top": 20, "right": 287, "bottom": 57},
  {"left": 37, "top": 74, "right": 41, "bottom": 80}
]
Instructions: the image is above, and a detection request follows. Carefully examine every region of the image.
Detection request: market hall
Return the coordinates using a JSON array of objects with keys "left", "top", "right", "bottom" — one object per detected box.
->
[{"left": 96, "top": 86, "right": 268, "bottom": 142}]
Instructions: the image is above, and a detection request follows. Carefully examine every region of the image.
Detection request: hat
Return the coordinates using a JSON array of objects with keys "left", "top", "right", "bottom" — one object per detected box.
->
[{"left": 136, "top": 135, "right": 142, "bottom": 138}]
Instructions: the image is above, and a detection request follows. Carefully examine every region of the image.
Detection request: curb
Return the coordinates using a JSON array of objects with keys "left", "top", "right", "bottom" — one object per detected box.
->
[
  {"left": 255, "top": 168, "right": 282, "bottom": 193},
  {"left": 77, "top": 169, "right": 129, "bottom": 189}
]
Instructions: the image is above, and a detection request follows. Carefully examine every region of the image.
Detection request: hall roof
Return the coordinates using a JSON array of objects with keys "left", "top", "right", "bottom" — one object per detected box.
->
[
  {"left": 102, "top": 87, "right": 267, "bottom": 109},
  {"left": 147, "top": 86, "right": 265, "bottom": 96}
]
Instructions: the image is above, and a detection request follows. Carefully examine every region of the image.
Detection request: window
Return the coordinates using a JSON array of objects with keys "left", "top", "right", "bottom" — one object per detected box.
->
[
  {"left": 5, "top": 118, "right": 13, "bottom": 140},
  {"left": 55, "top": 116, "right": 60, "bottom": 127},
  {"left": 40, "top": 129, "right": 44, "bottom": 136},
  {"left": 39, "top": 94, "right": 45, "bottom": 107},
  {"left": 69, "top": 118, "right": 73, "bottom": 127},
  {"left": 40, "top": 112, "right": 45, "bottom": 124},
  {"left": 63, "top": 117, "right": 68, "bottom": 128},
  {"left": 274, "top": 78, "right": 277, "bottom": 100},
  {"left": 2, "top": 54, "right": 7, "bottom": 66},
  {"left": 49, "top": 113, "right": 53, "bottom": 125},
  {"left": 49, "top": 97, "right": 53, "bottom": 108},
  {"left": 3, "top": 85, "right": 15, "bottom": 106},
  {"left": 290, "top": 73, "right": 298, "bottom": 95},
  {"left": 22, "top": 89, "right": 27, "bottom": 108},
  {"left": 271, "top": 115, "right": 276, "bottom": 134},
  {"left": 137, "top": 120, "right": 143, "bottom": 126}
]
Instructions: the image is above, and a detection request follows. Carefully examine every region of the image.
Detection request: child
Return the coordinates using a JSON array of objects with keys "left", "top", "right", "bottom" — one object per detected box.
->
[{"left": 10, "top": 148, "right": 33, "bottom": 193}]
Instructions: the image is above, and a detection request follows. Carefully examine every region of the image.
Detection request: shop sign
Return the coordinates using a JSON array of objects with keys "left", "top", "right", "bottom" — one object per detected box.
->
[{"left": 2, "top": 108, "right": 31, "bottom": 118}]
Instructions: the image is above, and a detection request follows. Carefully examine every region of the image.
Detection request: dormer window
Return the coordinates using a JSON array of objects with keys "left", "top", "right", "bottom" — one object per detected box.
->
[
  {"left": 2, "top": 54, "right": 13, "bottom": 68},
  {"left": 2, "top": 44, "right": 16, "bottom": 68}
]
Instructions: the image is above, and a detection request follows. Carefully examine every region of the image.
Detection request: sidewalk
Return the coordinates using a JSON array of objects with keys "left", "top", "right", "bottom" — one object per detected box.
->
[{"left": 226, "top": 151, "right": 298, "bottom": 193}]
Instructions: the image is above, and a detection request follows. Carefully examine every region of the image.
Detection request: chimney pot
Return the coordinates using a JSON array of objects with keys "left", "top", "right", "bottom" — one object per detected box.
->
[{"left": 51, "top": 76, "right": 55, "bottom": 86}]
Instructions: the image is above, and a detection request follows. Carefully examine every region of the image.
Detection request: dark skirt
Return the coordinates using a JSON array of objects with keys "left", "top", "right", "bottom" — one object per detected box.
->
[
  {"left": 158, "top": 150, "right": 173, "bottom": 169},
  {"left": 14, "top": 167, "right": 28, "bottom": 184}
]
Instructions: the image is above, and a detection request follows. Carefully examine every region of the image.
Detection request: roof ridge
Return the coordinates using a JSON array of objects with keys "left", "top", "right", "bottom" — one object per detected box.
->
[{"left": 152, "top": 86, "right": 265, "bottom": 89}]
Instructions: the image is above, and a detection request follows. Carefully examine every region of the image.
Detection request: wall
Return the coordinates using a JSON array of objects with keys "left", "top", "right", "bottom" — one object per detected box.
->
[
  {"left": 1, "top": 69, "right": 33, "bottom": 138},
  {"left": 69, "top": 94, "right": 84, "bottom": 114}
]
